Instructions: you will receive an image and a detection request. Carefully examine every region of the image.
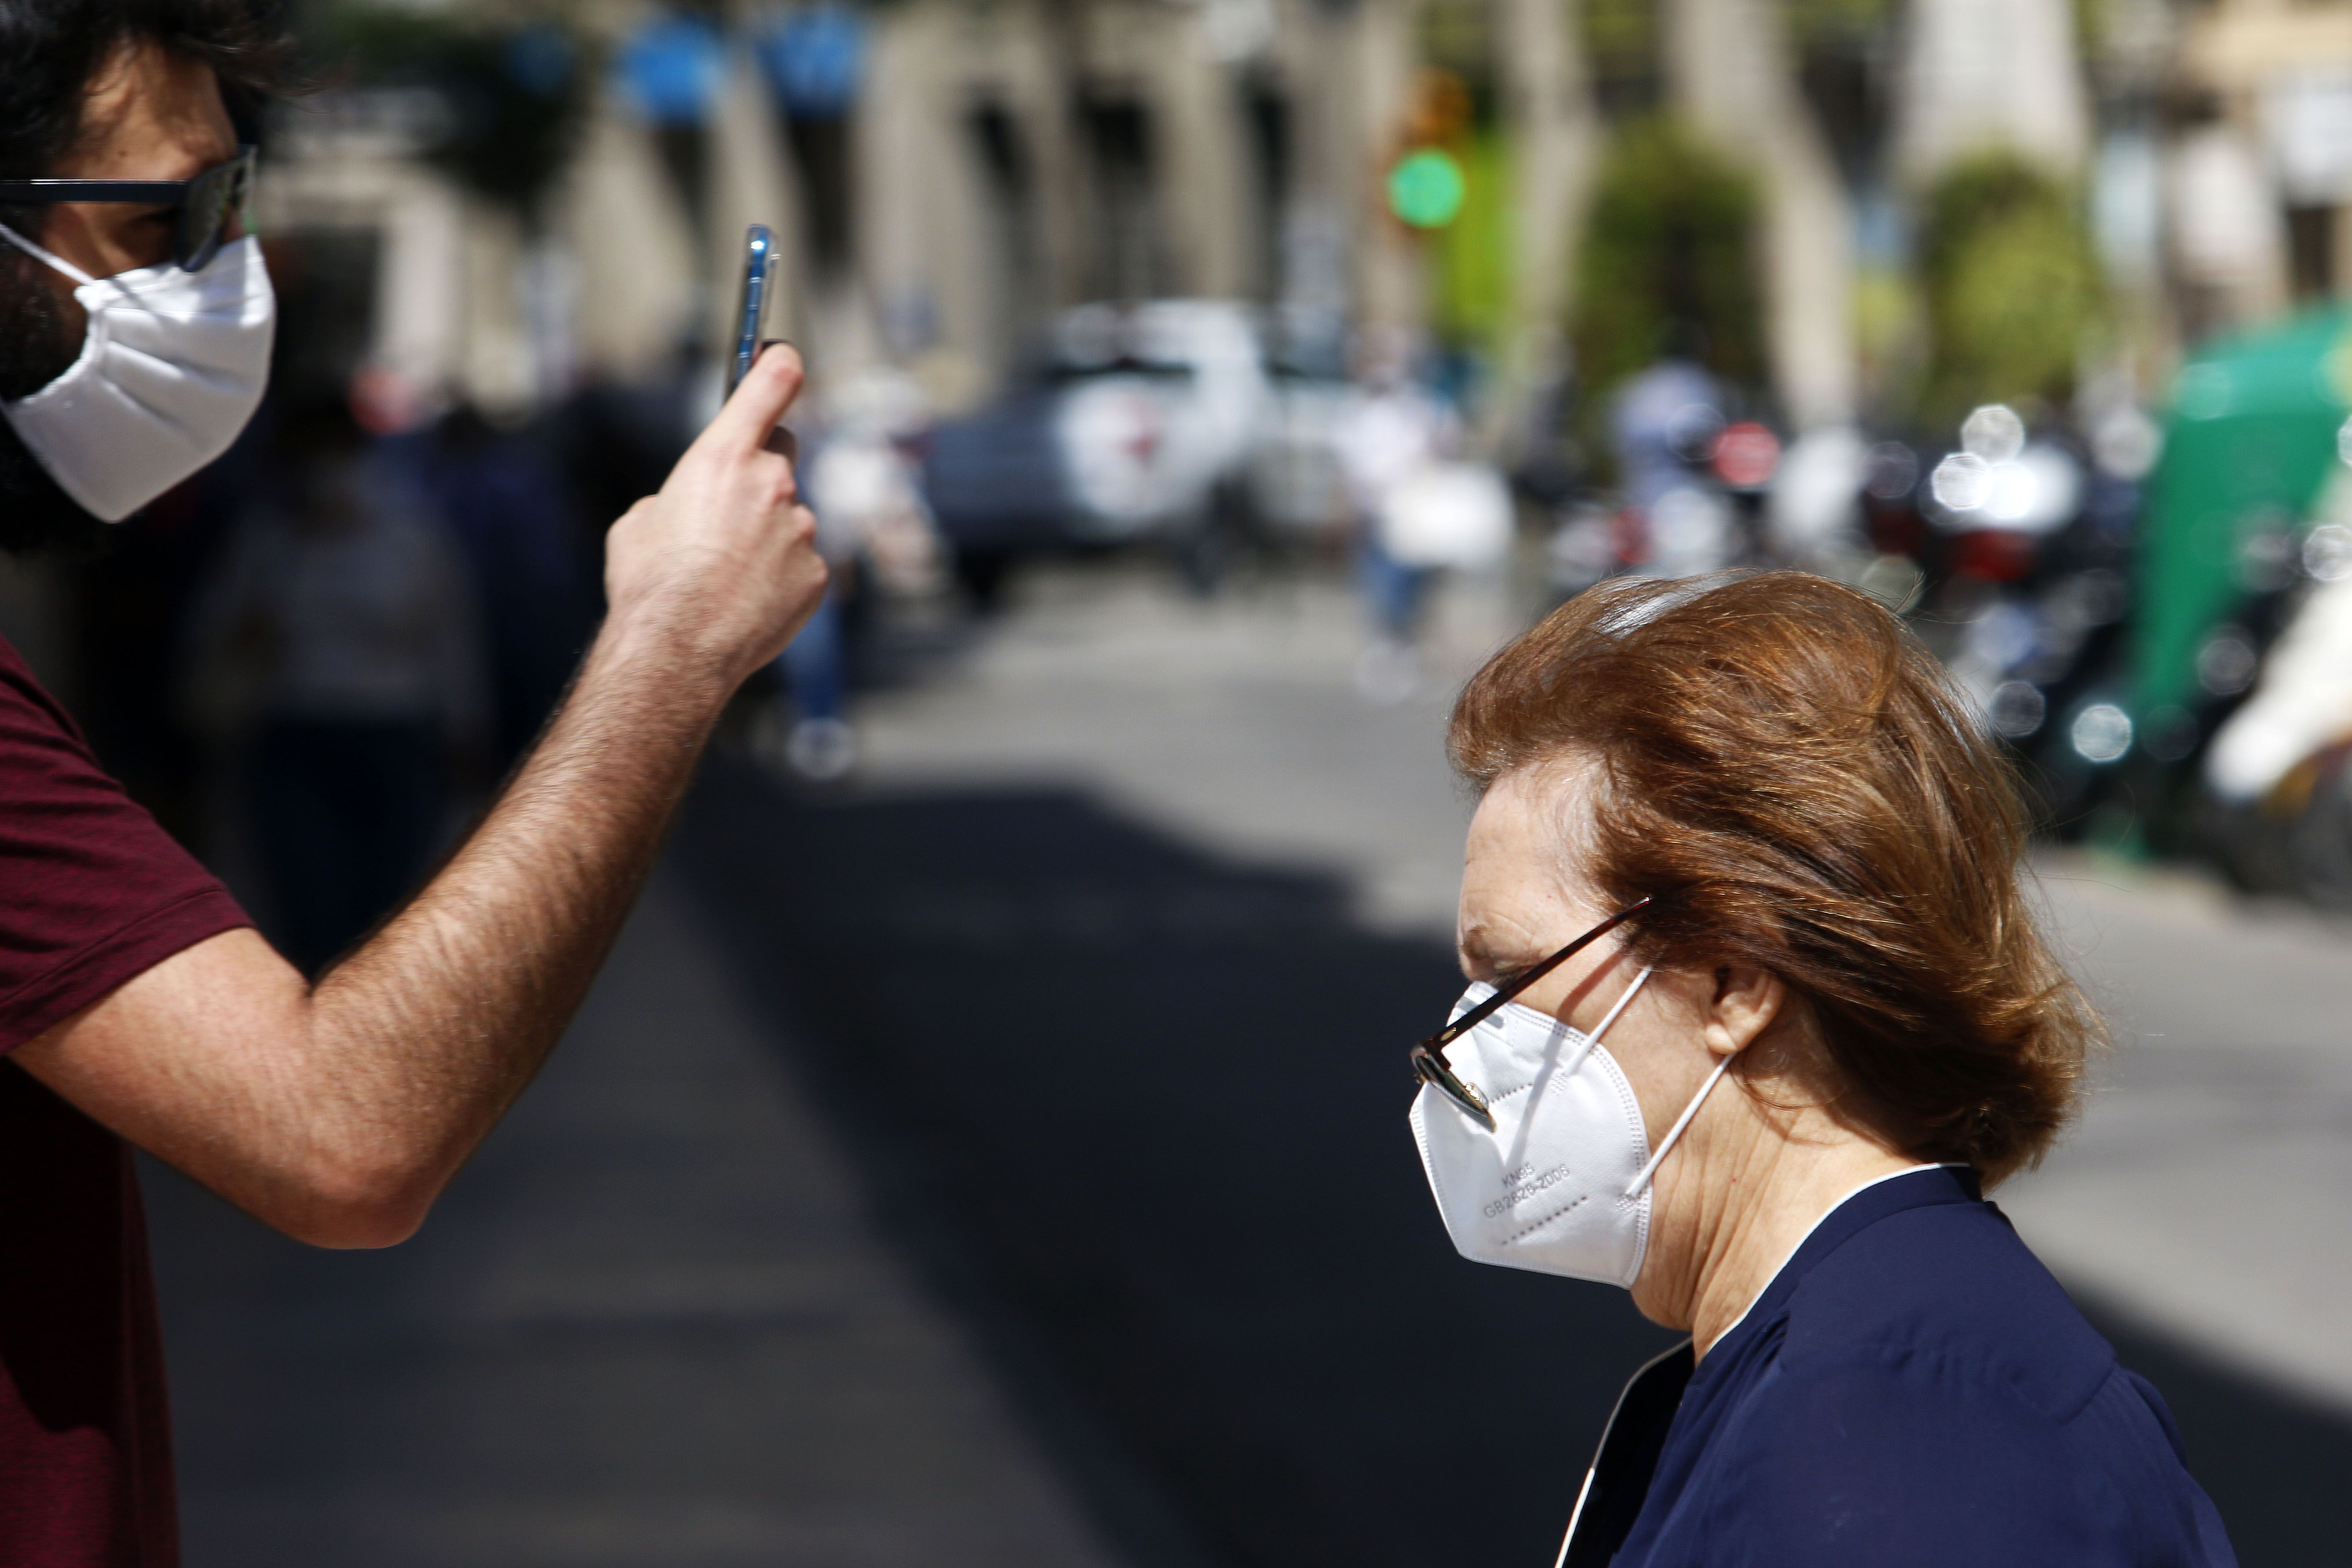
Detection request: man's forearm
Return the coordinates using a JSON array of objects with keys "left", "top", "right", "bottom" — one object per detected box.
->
[
  {"left": 302, "top": 622, "right": 734, "bottom": 1213},
  {"left": 19, "top": 344, "right": 824, "bottom": 1247}
]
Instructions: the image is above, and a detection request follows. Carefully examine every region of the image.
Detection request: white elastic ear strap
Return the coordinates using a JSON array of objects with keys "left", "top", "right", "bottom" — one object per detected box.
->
[
  {"left": 0, "top": 220, "right": 96, "bottom": 287},
  {"left": 1623, "top": 1047, "right": 1738, "bottom": 1200},
  {"left": 1562, "top": 963, "right": 1655, "bottom": 1076}
]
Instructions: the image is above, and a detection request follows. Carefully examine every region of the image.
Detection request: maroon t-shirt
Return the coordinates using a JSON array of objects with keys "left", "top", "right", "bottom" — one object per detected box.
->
[{"left": 0, "top": 634, "right": 250, "bottom": 1566}]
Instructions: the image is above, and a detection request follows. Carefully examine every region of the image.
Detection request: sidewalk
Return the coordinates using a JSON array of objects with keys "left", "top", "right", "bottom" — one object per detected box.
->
[
  {"left": 146, "top": 868, "right": 1131, "bottom": 1568},
  {"left": 2003, "top": 851, "right": 2352, "bottom": 1406}
]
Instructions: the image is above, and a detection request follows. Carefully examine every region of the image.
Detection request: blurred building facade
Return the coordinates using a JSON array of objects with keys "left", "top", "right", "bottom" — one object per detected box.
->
[
  {"left": 237, "top": 0, "right": 2352, "bottom": 439},
  {"left": 2171, "top": 0, "right": 2352, "bottom": 334}
]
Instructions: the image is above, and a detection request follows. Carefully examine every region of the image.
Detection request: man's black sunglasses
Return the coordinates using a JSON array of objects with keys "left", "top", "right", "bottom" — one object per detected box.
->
[
  {"left": 0, "top": 145, "right": 256, "bottom": 273},
  {"left": 1410, "top": 897, "right": 1652, "bottom": 1129}
]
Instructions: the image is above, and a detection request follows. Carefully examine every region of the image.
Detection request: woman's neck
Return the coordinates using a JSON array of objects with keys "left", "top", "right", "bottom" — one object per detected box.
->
[{"left": 1650, "top": 1124, "right": 1920, "bottom": 1361}]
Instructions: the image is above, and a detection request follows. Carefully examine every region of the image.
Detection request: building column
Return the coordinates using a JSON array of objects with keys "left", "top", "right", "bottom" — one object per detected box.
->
[
  {"left": 1152, "top": 13, "right": 1254, "bottom": 299},
  {"left": 557, "top": 89, "right": 701, "bottom": 384},
  {"left": 1494, "top": 0, "right": 1601, "bottom": 440},
  {"left": 856, "top": 4, "right": 952, "bottom": 363},
  {"left": 1350, "top": 0, "right": 1426, "bottom": 339},
  {"left": 1269, "top": 0, "right": 1356, "bottom": 317},
  {"left": 1664, "top": 0, "right": 1856, "bottom": 428},
  {"left": 1894, "top": 0, "right": 2090, "bottom": 181}
]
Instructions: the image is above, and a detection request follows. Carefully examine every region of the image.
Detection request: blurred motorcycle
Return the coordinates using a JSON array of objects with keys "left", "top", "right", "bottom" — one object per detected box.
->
[{"left": 1545, "top": 361, "right": 1776, "bottom": 596}]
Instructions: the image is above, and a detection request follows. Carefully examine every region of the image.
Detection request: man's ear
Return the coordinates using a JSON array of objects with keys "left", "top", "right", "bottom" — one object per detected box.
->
[{"left": 1703, "top": 964, "right": 1784, "bottom": 1060}]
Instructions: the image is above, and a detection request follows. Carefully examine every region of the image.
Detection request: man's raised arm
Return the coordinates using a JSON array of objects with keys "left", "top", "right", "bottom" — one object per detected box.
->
[{"left": 15, "top": 344, "right": 827, "bottom": 1248}]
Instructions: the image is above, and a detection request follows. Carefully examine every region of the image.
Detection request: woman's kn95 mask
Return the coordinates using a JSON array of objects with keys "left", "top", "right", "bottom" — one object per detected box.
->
[
  {"left": 0, "top": 222, "right": 275, "bottom": 523},
  {"left": 1410, "top": 965, "right": 1741, "bottom": 1288}
]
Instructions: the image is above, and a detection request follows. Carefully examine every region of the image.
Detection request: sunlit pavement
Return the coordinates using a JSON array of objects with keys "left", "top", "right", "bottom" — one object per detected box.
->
[{"left": 2004, "top": 861, "right": 2352, "bottom": 1406}]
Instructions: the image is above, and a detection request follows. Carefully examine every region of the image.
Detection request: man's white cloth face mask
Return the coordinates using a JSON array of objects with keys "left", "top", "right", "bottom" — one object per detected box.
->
[
  {"left": 0, "top": 221, "right": 274, "bottom": 522},
  {"left": 1411, "top": 965, "right": 1741, "bottom": 1288}
]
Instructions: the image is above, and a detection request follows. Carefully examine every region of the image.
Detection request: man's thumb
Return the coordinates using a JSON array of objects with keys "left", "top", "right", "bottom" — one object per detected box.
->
[{"left": 713, "top": 340, "right": 804, "bottom": 450}]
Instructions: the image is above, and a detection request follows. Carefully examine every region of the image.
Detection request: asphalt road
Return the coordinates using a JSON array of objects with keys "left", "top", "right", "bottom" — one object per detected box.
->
[{"left": 674, "top": 561, "right": 2352, "bottom": 1568}]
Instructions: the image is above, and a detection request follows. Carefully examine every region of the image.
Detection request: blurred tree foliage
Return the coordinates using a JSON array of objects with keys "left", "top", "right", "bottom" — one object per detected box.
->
[
  {"left": 1915, "top": 152, "right": 2103, "bottom": 423},
  {"left": 1568, "top": 115, "right": 1764, "bottom": 421},
  {"left": 2074, "top": 0, "right": 2114, "bottom": 66},
  {"left": 311, "top": 3, "right": 592, "bottom": 226},
  {"left": 1434, "top": 131, "right": 1511, "bottom": 351},
  {"left": 1781, "top": 0, "right": 1894, "bottom": 46}
]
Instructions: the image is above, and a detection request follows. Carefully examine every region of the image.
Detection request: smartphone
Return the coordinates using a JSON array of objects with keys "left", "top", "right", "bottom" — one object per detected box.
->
[{"left": 727, "top": 224, "right": 777, "bottom": 395}]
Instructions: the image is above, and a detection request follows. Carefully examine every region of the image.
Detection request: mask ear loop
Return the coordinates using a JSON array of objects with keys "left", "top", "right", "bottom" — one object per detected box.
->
[
  {"left": 1623, "top": 1046, "right": 1742, "bottom": 1200},
  {"left": 1560, "top": 963, "right": 1655, "bottom": 1076},
  {"left": 0, "top": 221, "right": 98, "bottom": 288}
]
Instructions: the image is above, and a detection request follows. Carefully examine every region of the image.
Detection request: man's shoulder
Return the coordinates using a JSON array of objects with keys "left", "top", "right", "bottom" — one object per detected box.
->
[
  {"left": 0, "top": 631, "right": 77, "bottom": 725},
  {"left": 0, "top": 629, "right": 249, "bottom": 1050},
  {"left": 0, "top": 631, "right": 124, "bottom": 799}
]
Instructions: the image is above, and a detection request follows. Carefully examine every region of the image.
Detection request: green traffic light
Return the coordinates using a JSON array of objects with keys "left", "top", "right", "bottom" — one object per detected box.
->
[{"left": 1387, "top": 148, "right": 1465, "bottom": 229}]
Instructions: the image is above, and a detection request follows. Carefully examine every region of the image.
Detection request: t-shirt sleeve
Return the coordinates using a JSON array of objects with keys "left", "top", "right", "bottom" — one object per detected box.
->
[
  {"left": 1698, "top": 1350, "right": 2230, "bottom": 1568},
  {"left": 0, "top": 639, "right": 250, "bottom": 1054}
]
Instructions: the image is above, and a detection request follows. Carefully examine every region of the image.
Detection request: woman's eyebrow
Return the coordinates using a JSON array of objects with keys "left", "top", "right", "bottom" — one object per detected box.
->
[{"left": 1457, "top": 925, "right": 1541, "bottom": 971}]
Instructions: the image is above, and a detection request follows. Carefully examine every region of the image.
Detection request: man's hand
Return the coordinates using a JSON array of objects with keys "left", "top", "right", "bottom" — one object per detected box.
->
[
  {"left": 605, "top": 343, "right": 829, "bottom": 692},
  {"left": 16, "top": 346, "right": 830, "bottom": 1248},
  {"left": 606, "top": 343, "right": 828, "bottom": 691}
]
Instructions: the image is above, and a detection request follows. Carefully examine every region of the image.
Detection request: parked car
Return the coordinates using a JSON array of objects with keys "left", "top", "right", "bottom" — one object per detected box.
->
[{"left": 922, "top": 300, "right": 1347, "bottom": 598}]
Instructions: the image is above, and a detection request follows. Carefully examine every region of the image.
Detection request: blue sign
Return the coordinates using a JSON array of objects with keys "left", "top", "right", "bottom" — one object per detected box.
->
[
  {"left": 759, "top": 4, "right": 867, "bottom": 119},
  {"left": 617, "top": 14, "right": 725, "bottom": 127}
]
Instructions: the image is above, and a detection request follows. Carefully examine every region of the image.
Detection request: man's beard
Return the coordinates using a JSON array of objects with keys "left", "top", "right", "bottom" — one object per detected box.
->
[{"left": 0, "top": 229, "right": 110, "bottom": 558}]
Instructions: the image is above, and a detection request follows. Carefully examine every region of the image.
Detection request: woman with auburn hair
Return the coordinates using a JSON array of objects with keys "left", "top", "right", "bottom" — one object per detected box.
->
[{"left": 1406, "top": 572, "right": 2235, "bottom": 1566}]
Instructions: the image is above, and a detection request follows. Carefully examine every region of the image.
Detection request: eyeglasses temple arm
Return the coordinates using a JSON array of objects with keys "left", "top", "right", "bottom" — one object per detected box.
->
[
  {"left": 0, "top": 148, "right": 254, "bottom": 207},
  {"left": 1425, "top": 896, "right": 1653, "bottom": 1052}
]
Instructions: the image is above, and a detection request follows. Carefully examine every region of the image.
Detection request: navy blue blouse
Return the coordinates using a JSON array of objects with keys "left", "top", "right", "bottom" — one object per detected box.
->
[{"left": 1563, "top": 1166, "right": 2237, "bottom": 1568}]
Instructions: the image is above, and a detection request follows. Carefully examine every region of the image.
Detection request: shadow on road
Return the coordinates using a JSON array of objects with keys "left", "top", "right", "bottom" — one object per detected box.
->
[
  {"left": 679, "top": 759, "right": 1680, "bottom": 1568},
  {"left": 2088, "top": 1305, "right": 2352, "bottom": 1568},
  {"left": 680, "top": 758, "right": 2352, "bottom": 1568}
]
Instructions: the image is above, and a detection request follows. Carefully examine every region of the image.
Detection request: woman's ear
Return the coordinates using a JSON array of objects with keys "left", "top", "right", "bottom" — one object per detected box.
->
[{"left": 1703, "top": 964, "right": 1784, "bottom": 1060}]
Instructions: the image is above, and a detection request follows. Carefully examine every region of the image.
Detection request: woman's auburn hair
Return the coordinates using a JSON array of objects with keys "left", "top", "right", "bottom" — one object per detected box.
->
[{"left": 1448, "top": 570, "right": 2093, "bottom": 1185}]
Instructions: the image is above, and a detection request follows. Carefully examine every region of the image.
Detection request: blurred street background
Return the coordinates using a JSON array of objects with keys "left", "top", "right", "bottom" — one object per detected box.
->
[{"left": 6, "top": 0, "right": 2352, "bottom": 1561}]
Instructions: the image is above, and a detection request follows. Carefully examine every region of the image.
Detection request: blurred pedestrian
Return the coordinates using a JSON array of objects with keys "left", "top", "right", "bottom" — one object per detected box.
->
[
  {"left": 773, "top": 576, "right": 853, "bottom": 778},
  {"left": 762, "top": 408, "right": 859, "bottom": 781},
  {"left": 1339, "top": 338, "right": 1512, "bottom": 703},
  {"left": 414, "top": 402, "right": 598, "bottom": 774},
  {"left": 1337, "top": 337, "right": 1455, "bottom": 702},
  {"left": 188, "top": 396, "right": 488, "bottom": 972},
  {"left": 0, "top": 12, "right": 828, "bottom": 1559},
  {"left": 1610, "top": 355, "right": 1737, "bottom": 579},
  {"left": 764, "top": 373, "right": 946, "bottom": 782}
]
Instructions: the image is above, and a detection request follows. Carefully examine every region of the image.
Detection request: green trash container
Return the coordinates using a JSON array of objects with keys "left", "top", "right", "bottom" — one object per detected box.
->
[{"left": 2136, "top": 308, "right": 2352, "bottom": 720}]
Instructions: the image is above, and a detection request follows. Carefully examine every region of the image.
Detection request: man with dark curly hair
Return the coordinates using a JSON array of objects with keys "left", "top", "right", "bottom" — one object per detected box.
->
[{"left": 0, "top": 5, "right": 829, "bottom": 1561}]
